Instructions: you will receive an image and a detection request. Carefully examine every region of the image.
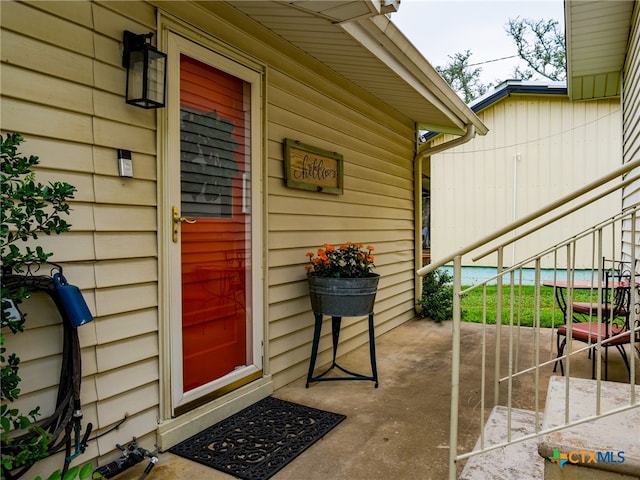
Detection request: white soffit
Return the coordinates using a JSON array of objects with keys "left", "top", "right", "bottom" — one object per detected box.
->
[
  {"left": 566, "top": 0, "right": 633, "bottom": 101},
  {"left": 222, "top": 0, "right": 487, "bottom": 135},
  {"left": 286, "top": 0, "right": 379, "bottom": 21}
]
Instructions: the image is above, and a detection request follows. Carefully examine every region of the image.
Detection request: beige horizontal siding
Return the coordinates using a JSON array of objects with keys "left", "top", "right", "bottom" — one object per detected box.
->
[
  {"left": 94, "top": 232, "right": 157, "bottom": 259},
  {"left": 93, "top": 205, "right": 157, "bottom": 231},
  {"left": 7, "top": 324, "right": 63, "bottom": 363},
  {"left": 36, "top": 170, "right": 96, "bottom": 202},
  {"left": 19, "top": 137, "right": 94, "bottom": 172},
  {"left": 94, "top": 61, "right": 126, "bottom": 98},
  {"left": 14, "top": 354, "right": 63, "bottom": 395},
  {"left": 95, "top": 309, "right": 158, "bottom": 344},
  {"left": 2, "top": 98, "right": 94, "bottom": 142},
  {"left": 96, "top": 382, "right": 158, "bottom": 427},
  {"left": 0, "top": 29, "right": 94, "bottom": 84},
  {"left": 265, "top": 66, "right": 416, "bottom": 388},
  {"left": 94, "top": 258, "right": 158, "bottom": 288},
  {"left": 1, "top": 1, "right": 94, "bottom": 54},
  {"left": 94, "top": 118, "right": 156, "bottom": 153},
  {"left": 93, "top": 90, "right": 156, "bottom": 129},
  {"left": 1, "top": 2, "right": 162, "bottom": 473},
  {"left": 95, "top": 358, "right": 159, "bottom": 400},
  {"left": 60, "top": 263, "right": 99, "bottom": 290},
  {"left": 26, "top": 0, "right": 94, "bottom": 24},
  {"left": 96, "top": 333, "right": 158, "bottom": 371},
  {"left": 13, "top": 386, "right": 64, "bottom": 421},
  {"left": 95, "top": 283, "right": 158, "bottom": 316},
  {"left": 93, "top": 176, "right": 157, "bottom": 205},
  {"left": 94, "top": 410, "right": 158, "bottom": 459},
  {"left": 95, "top": 0, "right": 157, "bottom": 32},
  {"left": 268, "top": 211, "right": 414, "bottom": 232},
  {"left": 2, "top": 64, "right": 94, "bottom": 114},
  {"left": 31, "top": 233, "right": 97, "bottom": 262},
  {"left": 2, "top": 0, "right": 422, "bottom": 472}
]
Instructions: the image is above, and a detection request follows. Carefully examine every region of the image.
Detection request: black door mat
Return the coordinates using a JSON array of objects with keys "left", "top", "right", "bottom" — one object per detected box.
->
[{"left": 169, "top": 396, "right": 346, "bottom": 480}]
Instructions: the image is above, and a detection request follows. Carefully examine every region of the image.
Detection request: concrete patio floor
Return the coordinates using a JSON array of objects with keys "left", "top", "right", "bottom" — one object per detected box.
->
[{"left": 112, "top": 319, "right": 637, "bottom": 480}]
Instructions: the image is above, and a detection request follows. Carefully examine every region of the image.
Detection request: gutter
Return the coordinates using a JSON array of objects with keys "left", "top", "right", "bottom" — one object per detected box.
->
[{"left": 416, "top": 124, "right": 476, "bottom": 162}]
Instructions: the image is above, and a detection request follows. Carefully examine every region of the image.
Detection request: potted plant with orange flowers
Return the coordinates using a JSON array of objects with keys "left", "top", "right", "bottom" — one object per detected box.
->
[{"left": 305, "top": 243, "right": 379, "bottom": 316}]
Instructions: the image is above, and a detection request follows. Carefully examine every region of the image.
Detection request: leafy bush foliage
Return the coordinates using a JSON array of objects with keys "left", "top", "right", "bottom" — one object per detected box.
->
[
  {"left": 1, "top": 133, "right": 76, "bottom": 474},
  {"left": 34, "top": 463, "right": 93, "bottom": 480},
  {"left": 416, "top": 269, "right": 454, "bottom": 322}
]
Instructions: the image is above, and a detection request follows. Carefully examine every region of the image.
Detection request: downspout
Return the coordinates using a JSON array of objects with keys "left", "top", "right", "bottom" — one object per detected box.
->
[{"left": 414, "top": 124, "right": 476, "bottom": 304}]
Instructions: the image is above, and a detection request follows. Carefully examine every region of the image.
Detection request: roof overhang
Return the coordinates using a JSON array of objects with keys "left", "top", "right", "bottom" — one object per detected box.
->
[
  {"left": 565, "top": 0, "right": 634, "bottom": 101},
  {"left": 469, "top": 80, "right": 567, "bottom": 113},
  {"left": 422, "top": 81, "right": 567, "bottom": 143},
  {"left": 218, "top": 0, "right": 487, "bottom": 136}
]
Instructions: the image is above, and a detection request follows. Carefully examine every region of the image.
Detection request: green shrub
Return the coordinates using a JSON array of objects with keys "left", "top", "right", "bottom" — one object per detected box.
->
[
  {"left": 1, "top": 133, "right": 76, "bottom": 474},
  {"left": 34, "top": 463, "right": 93, "bottom": 480},
  {"left": 416, "top": 269, "right": 454, "bottom": 322}
]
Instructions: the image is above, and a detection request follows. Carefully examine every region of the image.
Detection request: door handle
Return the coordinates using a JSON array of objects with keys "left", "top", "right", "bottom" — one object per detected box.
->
[{"left": 172, "top": 206, "right": 196, "bottom": 242}]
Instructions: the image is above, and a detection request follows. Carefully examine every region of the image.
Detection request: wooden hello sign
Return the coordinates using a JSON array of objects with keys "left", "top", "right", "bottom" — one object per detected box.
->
[{"left": 284, "top": 139, "right": 343, "bottom": 194}]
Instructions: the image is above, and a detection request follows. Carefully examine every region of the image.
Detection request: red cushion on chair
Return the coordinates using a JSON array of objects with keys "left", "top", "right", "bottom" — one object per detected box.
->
[
  {"left": 557, "top": 322, "right": 631, "bottom": 343},
  {"left": 557, "top": 322, "right": 603, "bottom": 339},
  {"left": 571, "top": 302, "right": 627, "bottom": 317}
]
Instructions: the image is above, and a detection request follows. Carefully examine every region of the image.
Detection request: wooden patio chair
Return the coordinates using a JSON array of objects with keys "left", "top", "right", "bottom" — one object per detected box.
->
[{"left": 554, "top": 260, "right": 639, "bottom": 380}]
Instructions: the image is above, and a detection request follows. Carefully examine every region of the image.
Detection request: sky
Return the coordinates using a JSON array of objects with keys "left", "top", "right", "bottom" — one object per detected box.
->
[{"left": 391, "top": 0, "right": 565, "bottom": 87}]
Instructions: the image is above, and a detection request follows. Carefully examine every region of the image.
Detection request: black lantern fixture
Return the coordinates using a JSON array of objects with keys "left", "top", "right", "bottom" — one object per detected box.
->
[{"left": 122, "top": 30, "right": 167, "bottom": 109}]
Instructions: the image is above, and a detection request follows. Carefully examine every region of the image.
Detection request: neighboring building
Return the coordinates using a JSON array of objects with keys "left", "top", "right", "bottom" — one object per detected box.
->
[
  {"left": 425, "top": 80, "right": 622, "bottom": 283},
  {"left": 0, "top": 0, "right": 487, "bottom": 474}
]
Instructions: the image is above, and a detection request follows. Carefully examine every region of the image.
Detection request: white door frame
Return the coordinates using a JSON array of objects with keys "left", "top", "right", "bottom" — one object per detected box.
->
[{"left": 160, "top": 29, "right": 265, "bottom": 417}]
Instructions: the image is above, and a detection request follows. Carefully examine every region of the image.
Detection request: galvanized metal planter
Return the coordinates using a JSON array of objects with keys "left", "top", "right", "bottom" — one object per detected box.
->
[{"left": 307, "top": 273, "right": 380, "bottom": 316}]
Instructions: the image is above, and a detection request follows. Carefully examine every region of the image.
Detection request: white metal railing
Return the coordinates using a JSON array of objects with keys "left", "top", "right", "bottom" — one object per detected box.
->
[{"left": 417, "top": 158, "right": 640, "bottom": 480}]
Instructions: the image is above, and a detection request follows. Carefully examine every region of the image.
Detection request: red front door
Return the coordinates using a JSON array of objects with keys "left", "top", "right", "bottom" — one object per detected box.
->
[
  {"left": 178, "top": 54, "right": 252, "bottom": 392},
  {"left": 167, "top": 33, "right": 262, "bottom": 413}
]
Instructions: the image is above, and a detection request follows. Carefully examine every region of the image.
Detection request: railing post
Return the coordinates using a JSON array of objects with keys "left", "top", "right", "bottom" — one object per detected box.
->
[
  {"left": 564, "top": 243, "right": 573, "bottom": 424},
  {"left": 449, "top": 255, "right": 462, "bottom": 480},
  {"left": 533, "top": 259, "right": 541, "bottom": 426},
  {"left": 495, "top": 247, "right": 503, "bottom": 404},
  {"left": 631, "top": 210, "right": 637, "bottom": 404}
]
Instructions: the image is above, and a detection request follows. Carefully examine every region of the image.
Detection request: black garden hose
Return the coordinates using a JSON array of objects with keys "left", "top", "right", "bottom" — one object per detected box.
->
[{"left": 1, "top": 269, "right": 87, "bottom": 480}]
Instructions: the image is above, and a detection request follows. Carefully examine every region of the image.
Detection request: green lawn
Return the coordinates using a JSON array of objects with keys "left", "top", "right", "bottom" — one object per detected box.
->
[{"left": 460, "top": 285, "right": 596, "bottom": 328}]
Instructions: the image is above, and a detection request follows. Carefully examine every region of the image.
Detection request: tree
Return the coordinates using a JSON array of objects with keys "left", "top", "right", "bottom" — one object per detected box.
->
[
  {"left": 436, "top": 50, "right": 489, "bottom": 104},
  {"left": 506, "top": 17, "right": 566, "bottom": 81},
  {"left": 435, "top": 17, "right": 566, "bottom": 103}
]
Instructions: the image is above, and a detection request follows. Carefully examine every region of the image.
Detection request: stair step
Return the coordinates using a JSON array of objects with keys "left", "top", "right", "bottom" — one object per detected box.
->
[
  {"left": 539, "top": 376, "right": 640, "bottom": 479},
  {"left": 459, "top": 405, "right": 544, "bottom": 480}
]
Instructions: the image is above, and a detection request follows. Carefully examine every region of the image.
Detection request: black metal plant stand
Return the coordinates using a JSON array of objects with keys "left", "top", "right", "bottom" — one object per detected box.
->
[{"left": 306, "top": 312, "right": 378, "bottom": 388}]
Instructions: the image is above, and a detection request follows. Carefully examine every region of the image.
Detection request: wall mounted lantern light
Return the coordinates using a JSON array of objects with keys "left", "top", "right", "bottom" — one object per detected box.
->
[{"left": 122, "top": 30, "right": 167, "bottom": 109}]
